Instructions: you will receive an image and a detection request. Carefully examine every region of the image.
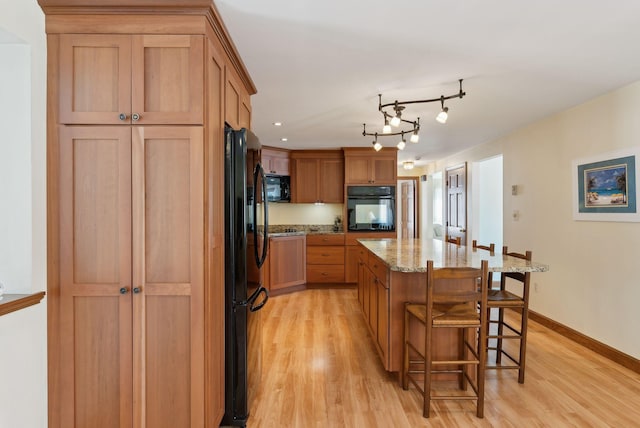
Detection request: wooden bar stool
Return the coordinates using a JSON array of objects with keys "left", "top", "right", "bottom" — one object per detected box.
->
[
  {"left": 472, "top": 240, "right": 495, "bottom": 253},
  {"left": 402, "top": 260, "right": 489, "bottom": 418},
  {"left": 486, "top": 246, "right": 532, "bottom": 383},
  {"left": 446, "top": 236, "right": 461, "bottom": 245}
]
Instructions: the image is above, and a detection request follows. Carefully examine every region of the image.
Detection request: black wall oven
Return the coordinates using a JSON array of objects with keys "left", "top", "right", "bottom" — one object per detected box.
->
[{"left": 347, "top": 186, "right": 396, "bottom": 232}]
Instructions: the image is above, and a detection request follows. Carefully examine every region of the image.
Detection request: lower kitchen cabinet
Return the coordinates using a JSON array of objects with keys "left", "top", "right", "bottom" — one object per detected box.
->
[
  {"left": 356, "top": 243, "right": 390, "bottom": 367},
  {"left": 346, "top": 231, "right": 396, "bottom": 284},
  {"left": 306, "top": 234, "right": 345, "bottom": 283},
  {"left": 267, "top": 235, "right": 307, "bottom": 291}
]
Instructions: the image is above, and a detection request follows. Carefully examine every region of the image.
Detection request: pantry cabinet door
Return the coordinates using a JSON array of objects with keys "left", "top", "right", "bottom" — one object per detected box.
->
[
  {"left": 58, "top": 126, "right": 133, "bottom": 428},
  {"left": 131, "top": 35, "right": 204, "bottom": 125},
  {"left": 59, "top": 34, "right": 132, "bottom": 124},
  {"left": 132, "top": 126, "right": 205, "bottom": 428}
]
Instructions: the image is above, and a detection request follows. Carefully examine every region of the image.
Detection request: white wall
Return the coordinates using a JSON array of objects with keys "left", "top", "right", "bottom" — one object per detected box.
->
[
  {"left": 0, "top": 1, "right": 47, "bottom": 427},
  {"left": 425, "top": 81, "right": 640, "bottom": 359}
]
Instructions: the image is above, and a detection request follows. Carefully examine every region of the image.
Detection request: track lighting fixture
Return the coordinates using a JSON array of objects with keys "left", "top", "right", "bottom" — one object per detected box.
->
[
  {"left": 362, "top": 79, "right": 466, "bottom": 150},
  {"left": 372, "top": 137, "right": 382, "bottom": 152}
]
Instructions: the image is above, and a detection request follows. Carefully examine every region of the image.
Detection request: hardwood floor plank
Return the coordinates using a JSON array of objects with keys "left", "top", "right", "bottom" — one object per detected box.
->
[{"left": 248, "top": 288, "right": 640, "bottom": 427}]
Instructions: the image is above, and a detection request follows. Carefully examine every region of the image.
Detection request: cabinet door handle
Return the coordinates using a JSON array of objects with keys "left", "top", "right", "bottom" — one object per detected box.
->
[
  {"left": 118, "top": 113, "right": 128, "bottom": 121},
  {"left": 119, "top": 287, "right": 129, "bottom": 294},
  {"left": 133, "top": 287, "right": 142, "bottom": 294},
  {"left": 132, "top": 113, "right": 141, "bottom": 122}
]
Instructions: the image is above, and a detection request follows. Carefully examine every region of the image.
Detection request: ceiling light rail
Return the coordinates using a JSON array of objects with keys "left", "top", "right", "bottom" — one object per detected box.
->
[{"left": 362, "top": 78, "right": 466, "bottom": 151}]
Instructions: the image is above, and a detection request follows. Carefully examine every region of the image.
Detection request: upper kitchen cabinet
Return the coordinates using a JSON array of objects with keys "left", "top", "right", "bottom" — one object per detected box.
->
[
  {"left": 343, "top": 148, "right": 397, "bottom": 185},
  {"left": 59, "top": 34, "right": 204, "bottom": 125},
  {"left": 291, "top": 150, "right": 344, "bottom": 204},
  {"left": 261, "top": 147, "right": 290, "bottom": 175},
  {"left": 225, "top": 65, "right": 251, "bottom": 129}
]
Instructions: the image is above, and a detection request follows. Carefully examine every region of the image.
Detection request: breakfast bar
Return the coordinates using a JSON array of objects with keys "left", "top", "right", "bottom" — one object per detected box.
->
[{"left": 354, "top": 238, "right": 549, "bottom": 377}]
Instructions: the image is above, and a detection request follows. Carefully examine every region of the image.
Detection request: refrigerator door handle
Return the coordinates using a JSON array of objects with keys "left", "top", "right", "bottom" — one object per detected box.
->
[
  {"left": 248, "top": 285, "right": 269, "bottom": 312},
  {"left": 236, "top": 284, "right": 269, "bottom": 310},
  {"left": 253, "top": 162, "right": 269, "bottom": 268}
]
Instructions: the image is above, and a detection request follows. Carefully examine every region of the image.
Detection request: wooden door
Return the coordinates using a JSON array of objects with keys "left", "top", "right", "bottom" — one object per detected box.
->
[
  {"left": 345, "top": 157, "right": 371, "bottom": 184},
  {"left": 132, "top": 126, "right": 204, "bottom": 428},
  {"left": 345, "top": 246, "right": 360, "bottom": 283},
  {"left": 446, "top": 164, "right": 467, "bottom": 245},
  {"left": 368, "top": 271, "right": 378, "bottom": 337},
  {"left": 206, "top": 38, "right": 226, "bottom": 425},
  {"left": 319, "top": 158, "right": 344, "bottom": 203},
  {"left": 372, "top": 157, "right": 396, "bottom": 184},
  {"left": 293, "top": 158, "right": 319, "bottom": 203},
  {"left": 131, "top": 35, "right": 204, "bottom": 125},
  {"left": 269, "top": 236, "right": 307, "bottom": 289},
  {"left": 400, "top": 180, "right": 416, "bottom": 239},
  {"left": 59, "top": 34, "right": 132, "bottom": 124},
  {"left": 377, "top": 280, "right": 389, "bottom": 360},
  {"left": 58, "top": 126, "right": 133, "bottom": 428},
  {"left": 262, "top": 148, "right": 290, "bottom": 175}
]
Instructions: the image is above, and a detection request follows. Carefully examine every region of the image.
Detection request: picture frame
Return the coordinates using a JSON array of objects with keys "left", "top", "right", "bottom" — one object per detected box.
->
[{"left": 572, "top": 148, "right": 640, "bottom": 222}]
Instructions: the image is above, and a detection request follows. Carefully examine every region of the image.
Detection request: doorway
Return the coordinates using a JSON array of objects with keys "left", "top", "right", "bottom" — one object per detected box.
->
[
  {"left": 472, "top": 155, "right": 503, "bottom": 251},
  {"left": 446, "top": 163, "right": 467, "bottom": 245},
  {"left": 420, "top": 171, "right": 444, "bottom": 240},
  {"left": 397, "top": 177, "right": 418, "bottom": 239}
]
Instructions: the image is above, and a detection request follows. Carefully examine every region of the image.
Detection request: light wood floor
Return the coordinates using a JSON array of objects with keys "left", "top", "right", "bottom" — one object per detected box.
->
[{"left": 248, "top": 288, "right": 640, "bottom": 427}]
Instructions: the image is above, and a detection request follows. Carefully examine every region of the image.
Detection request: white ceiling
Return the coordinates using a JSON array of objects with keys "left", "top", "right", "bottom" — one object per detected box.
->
[{"left": 216, "top": 0, "right": 640, "bottom": 167}]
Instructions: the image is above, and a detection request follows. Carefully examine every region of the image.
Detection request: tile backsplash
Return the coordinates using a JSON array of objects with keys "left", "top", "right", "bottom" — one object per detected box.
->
[{"left": 267, "top": 203, "right": 343, "bottom": 225}]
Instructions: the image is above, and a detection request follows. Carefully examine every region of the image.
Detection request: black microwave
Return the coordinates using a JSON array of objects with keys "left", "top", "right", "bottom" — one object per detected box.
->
[{"left": 265, "top": 175, "right": 291, "bottom": 202}]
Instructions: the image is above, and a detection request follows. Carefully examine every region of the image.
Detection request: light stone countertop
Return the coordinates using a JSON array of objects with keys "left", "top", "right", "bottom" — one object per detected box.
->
[{"left": 358, "top": 238, "right": 549, "bottom": 273}]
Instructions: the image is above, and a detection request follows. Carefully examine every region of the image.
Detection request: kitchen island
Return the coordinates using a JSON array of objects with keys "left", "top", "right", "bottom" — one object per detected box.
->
[{"left": 355, "top": 238, "right": 549, "bottom": 377}]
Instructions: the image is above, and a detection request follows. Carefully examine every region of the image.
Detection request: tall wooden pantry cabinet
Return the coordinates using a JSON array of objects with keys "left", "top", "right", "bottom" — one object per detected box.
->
[{"left": 37, "top": 2, "right": 256, "bottom": 427}]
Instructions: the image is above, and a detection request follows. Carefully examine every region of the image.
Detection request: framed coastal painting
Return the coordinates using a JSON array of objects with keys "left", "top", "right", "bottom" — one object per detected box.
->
[{"left": 572, "top": 148, "right": 640, "bottom": 222}]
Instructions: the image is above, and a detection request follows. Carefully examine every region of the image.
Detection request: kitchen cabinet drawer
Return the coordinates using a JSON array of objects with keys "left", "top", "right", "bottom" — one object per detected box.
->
[
  {"left": 306, "top": 234, "right": 345, "bottom": 246},
  {"left": 306, "top": 264, "right": 345, "bottom": 283},
  {"left": 307, "top": 246, "right": 345, "bottom": 265},
  {"left": 369, "top": 254, "right": 389, "bottom": 288}
]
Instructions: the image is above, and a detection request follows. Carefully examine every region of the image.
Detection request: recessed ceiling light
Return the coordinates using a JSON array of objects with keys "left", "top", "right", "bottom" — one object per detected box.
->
[
  {"left": 281, "top": 137, "right": 288, "bottom": 142},
  {"left": 273, "top": 122, "right": 282, "bottom": 126}
]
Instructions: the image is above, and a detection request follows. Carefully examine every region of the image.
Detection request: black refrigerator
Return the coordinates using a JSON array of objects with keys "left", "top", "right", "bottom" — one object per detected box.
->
[{"left": 222, "top": 126, "right": 269, "bottom": 427}]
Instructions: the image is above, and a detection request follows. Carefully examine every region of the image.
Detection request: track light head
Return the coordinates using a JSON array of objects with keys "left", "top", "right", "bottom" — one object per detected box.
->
[{"left": 436, "top": 106, "right": 448, "bottom": 124}]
